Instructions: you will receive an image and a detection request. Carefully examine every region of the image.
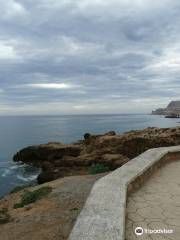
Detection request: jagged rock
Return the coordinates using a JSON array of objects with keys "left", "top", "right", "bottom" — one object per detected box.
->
[{"left": 13, "top": 127, "right": 180, "bottom": 184}]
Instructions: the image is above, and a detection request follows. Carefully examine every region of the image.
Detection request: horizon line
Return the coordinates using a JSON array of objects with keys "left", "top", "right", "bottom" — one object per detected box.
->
[{"left": 0, "top": 113, "right": 151, "bottom": 117}]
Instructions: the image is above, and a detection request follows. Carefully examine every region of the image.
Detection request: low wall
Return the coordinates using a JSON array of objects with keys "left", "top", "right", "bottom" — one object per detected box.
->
[{"left": 69, "top": 146, "right": 180, "bottom": 240}]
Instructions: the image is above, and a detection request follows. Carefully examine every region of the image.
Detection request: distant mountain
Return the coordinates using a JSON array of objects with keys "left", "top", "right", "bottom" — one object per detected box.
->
[
  {"left": 152, "top": 101, "right": 180, "bottom": 116},
  {"left": 167, "top": 101, "right": 180, "bottom": 111}
]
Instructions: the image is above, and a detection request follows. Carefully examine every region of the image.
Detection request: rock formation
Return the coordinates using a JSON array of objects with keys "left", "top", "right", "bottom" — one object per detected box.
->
[
  {"left": 152, "top": 101, "right": 180, "bottom": 117},
  {"left": 13, "top": 127, "right": 180, "bottom": 184}
]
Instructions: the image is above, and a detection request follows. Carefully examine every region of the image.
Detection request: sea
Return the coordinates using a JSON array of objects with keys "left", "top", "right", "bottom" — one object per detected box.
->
[{"left": 0, "top": 114, "right": 179, "bottom": 197}]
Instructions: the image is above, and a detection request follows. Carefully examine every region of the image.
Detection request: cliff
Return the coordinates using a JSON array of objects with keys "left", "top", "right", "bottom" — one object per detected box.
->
[
  {"left": 13, "top": 127, "right": 180, "bottom": 184},
  {"left": 167, "top": 100, "right": 180, "bottom": 110},
  {"left": 152, "top": 100, "right": 180, "bottom": 116}
]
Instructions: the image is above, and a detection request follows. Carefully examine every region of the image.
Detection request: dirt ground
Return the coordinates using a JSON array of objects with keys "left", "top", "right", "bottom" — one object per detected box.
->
[{"left": 0, "top": 173, "right": 106, "bottom": 240}]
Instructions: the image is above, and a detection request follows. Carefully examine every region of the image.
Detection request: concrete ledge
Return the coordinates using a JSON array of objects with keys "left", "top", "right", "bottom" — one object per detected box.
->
[{"left": 69, "top": 146, "right": 180, "bottom": 240}]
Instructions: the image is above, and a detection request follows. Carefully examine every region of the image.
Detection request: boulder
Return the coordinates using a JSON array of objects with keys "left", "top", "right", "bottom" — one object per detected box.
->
[{"left": 84, "top": 133, "right": 91, "bottom": 140}]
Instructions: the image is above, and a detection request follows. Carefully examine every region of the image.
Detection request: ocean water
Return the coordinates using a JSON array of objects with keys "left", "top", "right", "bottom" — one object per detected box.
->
[{"left": 0, "top": 114, "right": 179, "bottom": 197}]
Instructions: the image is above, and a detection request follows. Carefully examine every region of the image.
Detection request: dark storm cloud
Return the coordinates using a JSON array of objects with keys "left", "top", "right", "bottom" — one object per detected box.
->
[{"left": 0, "top": 0, "right": 180, "bottom": 114}]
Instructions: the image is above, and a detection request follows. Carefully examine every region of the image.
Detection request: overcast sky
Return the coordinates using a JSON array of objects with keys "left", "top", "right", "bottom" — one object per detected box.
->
[{"left": 0, "top": 0, "right": 180, "bottom": 115}]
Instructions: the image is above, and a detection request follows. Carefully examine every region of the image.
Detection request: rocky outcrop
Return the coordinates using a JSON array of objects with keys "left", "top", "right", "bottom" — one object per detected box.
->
[
  {"left": 152, "top": 100, "right": 180, "bottom": 116},
  {"left": 13, "top": 143, "right": 82, "bottom": 166},
  {"left": 13, "top": 127, "right": 180, "bottom": 183}
]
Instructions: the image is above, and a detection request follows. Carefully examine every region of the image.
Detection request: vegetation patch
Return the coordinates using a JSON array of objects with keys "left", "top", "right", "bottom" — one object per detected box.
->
[
  {"left": 88, "top": 163, "right": 109, "bottom": 175},
  {"left": 10, "top": 185, "right": 30, "bottom": 194},
  {"left": 70, "top": 207, "right": 79, "bottom": 211},
  {"left": 14, "top": 186, "right": 52, "bottom": 209}
]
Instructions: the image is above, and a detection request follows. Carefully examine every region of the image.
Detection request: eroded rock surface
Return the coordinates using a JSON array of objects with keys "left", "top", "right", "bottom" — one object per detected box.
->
[{"left": 13, "top": 127, "right": 180, "bottom": 183}]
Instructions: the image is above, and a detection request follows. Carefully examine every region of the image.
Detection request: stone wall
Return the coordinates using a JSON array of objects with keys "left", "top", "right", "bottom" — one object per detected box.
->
[{"left": 69, "top": 146, "right": 180, "bottom": 240}]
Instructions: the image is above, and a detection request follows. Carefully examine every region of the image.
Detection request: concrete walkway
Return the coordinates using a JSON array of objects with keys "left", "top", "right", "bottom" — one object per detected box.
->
[{"left": 126, "top": 160, "right": 180, "bottom": 240}]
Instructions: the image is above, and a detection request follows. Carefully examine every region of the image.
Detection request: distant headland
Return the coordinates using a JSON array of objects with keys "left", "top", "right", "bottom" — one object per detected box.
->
[{"left": 152, "top": 101, "right": 180, "bottom": 118}]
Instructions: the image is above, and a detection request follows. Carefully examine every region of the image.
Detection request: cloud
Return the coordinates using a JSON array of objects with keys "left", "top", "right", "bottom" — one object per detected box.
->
[
  {"left": 144, "top": 46, "right": 180, "bottom": 73},
  {"left": 0, "top": 0, "right": 27, "bottom": 20},
  {"left": 26, "top": 83, "right": 75, "bottom": 90},
  {"left": 0, "top": 0, "right": 180, "bottom": 114},
  {"left": 0, "top": 40, "right": 19, "bottom": 60}
]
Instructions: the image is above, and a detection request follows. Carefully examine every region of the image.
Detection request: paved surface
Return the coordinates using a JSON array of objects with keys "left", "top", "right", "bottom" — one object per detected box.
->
[{"left": 126, "top": 160, "right": 180, "bottom": 240}]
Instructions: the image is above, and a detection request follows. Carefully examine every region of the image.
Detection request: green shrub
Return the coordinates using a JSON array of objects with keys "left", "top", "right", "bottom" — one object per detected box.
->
[
  {"left": 70, "top": 207, "right": 79, "bottom": 211},
  {"left": 88, "top": 163, "right": 109, "bottom": 175},
  {"left": 10, "top": 185, "right": 29, "bottom": 194},
  {"left": 14, "top": 186, "right": 52, "bottom": 209},
  {"left": 14, "top": 203, "right": 24, "bottom": 209}
]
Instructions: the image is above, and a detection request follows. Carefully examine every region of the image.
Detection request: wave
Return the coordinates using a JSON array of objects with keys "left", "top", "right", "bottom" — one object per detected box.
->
[
  {"left": 17, "top": 174, "right": 38, "bottom": 182},
  {"left": 1, "top": 169, "right": 11, "bottom": 177},
  {"left": 1, "top": 164, "right": 25, "bottom": 176},
  {"left": 9, "top": 165, "right": 19, "bottom": 170},
  {"left": 1, "top": 164, "right": 39, "bottom": 183}
]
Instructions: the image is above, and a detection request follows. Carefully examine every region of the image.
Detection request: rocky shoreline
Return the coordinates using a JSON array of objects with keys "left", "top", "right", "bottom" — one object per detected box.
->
[
  {"left": 0, "top": 126, "right": 180, "bottom": 240},
  {"left": 13, "top": 127, "right": 180, "bottom": 184}
]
